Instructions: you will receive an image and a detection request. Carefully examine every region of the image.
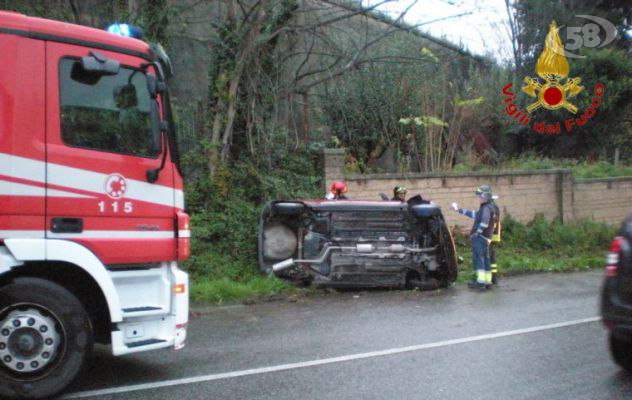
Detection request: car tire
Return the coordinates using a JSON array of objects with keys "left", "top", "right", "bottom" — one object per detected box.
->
[
  {"left": 0, "top": 277, "right": 93, "bottom": 399},
  {"left": 437, "top": 220, "right": 458, "bottom": 286},
  {"left": 609, "top": 332, "right": 632, "bottom": 372}
]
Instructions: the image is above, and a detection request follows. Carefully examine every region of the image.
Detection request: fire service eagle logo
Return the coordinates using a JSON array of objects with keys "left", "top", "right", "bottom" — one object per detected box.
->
[
  {"left": 522, "top": 21, "right": 584, "bottom": 113},
  {"left": 502, "top": 20, "right": 605, "bottom": 135}
]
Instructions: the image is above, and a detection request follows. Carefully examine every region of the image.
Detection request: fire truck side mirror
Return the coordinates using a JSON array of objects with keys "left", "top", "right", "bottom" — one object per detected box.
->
[
  {"left": 146, "top": 169, "right": 159, "bottom": 183},
  {"left": 149, "top": 101, "right": 162, "bottom": 153},
  {"left": 80, "top": 52, "right": 120, "bottom": 76},
  {"left": 113, "top": 84, "right": 137, "bottom": 108},
  {"left": 146, "top": 75, "right": 166, "bottom": 99}
]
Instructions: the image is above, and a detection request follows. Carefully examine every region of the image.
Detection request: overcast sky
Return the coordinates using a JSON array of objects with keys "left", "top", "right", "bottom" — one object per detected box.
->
[{"left": 365, "top": 0, "right": 514, "bottom": 63}]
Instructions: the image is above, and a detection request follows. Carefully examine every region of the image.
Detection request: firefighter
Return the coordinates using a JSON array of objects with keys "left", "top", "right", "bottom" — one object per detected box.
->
[
  {"left": 392, "top": 185, "right": 407, "bottom": 202},
  {"left": 325, "top": 181, "right": 348, "bottom": 200},
  {"left": 451, "top": 185, "right": 497, "bottom": 290},
  {"left": 490, "top": 195, "right": 501, "bottom": 284}
]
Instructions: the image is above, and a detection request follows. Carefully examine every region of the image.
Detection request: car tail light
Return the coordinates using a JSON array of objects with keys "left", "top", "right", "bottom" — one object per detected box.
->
[{"left": 606, "top": 236, "right": 623, "bottom": 277}]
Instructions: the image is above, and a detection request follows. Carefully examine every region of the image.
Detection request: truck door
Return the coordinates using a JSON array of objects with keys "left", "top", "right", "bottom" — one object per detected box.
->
[{"left": 45, "top": 42, "right": 177, "bottom": 265}]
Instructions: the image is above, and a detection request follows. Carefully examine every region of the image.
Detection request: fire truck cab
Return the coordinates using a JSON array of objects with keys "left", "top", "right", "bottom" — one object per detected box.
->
[{"left": 0, "top": 12, "right": 189, "bottom": 399}]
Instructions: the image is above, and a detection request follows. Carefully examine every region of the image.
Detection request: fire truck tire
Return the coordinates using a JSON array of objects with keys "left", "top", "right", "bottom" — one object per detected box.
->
[
  {"left": 610, "top": 333, "right": 632, "bottom": 372},
  {"left": 0, "top": 277, "right": 93, "bottom": 399}
]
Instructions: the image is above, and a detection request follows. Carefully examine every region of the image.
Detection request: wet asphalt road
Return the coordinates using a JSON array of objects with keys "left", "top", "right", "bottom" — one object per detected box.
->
[{"left": 61, "top": 271, "right": 632, "bottom": 400}]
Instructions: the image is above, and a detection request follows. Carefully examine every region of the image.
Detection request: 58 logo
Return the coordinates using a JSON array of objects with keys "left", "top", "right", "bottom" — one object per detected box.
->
[{"left": 547, "top": 15, "right": 617, "bottom": 58}]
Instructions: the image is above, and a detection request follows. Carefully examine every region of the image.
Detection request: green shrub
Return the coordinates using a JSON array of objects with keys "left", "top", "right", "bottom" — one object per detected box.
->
[
  {"left": 182, "top": 146, "right": 322, "bottom": 284},
  {"left": 456, "top": 214, "right": 617, "bottom": 278},
  {"left": 453, "top": 155, "right": 632, "bottom": 178},
  {"left": 502, "top": 214, "right": 615, "bottom": 252}
]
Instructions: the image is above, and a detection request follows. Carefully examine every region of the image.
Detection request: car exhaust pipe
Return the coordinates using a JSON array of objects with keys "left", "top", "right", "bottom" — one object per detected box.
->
[
  {"left": 272, "top": 244, "right": 438, "bottom": 274},
  {"left": 272, "top": 258, "right": 296, "bottom": 273},
  {"left": 272, "top": 245, "right": 347, "bottom": 274}
]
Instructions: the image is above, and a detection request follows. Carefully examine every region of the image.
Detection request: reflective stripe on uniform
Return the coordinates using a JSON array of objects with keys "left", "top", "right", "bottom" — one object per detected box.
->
[{"left": 492, "top": 220, "right": 502, "bottom": 242}]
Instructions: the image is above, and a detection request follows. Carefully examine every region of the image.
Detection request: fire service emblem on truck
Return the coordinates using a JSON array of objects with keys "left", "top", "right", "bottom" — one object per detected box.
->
[{"left": 105, "top": 174, "right": 128, "bottom": 198}]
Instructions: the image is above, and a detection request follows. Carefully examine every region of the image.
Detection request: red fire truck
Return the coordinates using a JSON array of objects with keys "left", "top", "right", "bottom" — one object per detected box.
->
[{"left": 0, "top": 12, "right": 189, "bottom": 399}]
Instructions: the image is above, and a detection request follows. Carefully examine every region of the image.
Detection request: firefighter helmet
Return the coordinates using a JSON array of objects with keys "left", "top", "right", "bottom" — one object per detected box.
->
[
  {"left": 393, "top": 185, "right": 407, "bottom": 195},
  {"left": 475, "top": 185, "right": 493, "bottom": 200},
  {"left": 330, "top": 181, "right": 348, "bottom": 195}
]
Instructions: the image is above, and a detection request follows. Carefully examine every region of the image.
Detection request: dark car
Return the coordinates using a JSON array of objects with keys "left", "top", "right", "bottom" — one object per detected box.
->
[
  {"left": 258, "top": 197, "right": 458, "bottom": 289},
  {"left": 601, "top": 214, "right": 632, "bottom": 372}
]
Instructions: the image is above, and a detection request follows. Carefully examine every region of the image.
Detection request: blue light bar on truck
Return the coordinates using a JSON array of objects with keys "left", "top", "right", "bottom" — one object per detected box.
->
[{"left": 106, "top": 23, "right": 144, "bottom": 39}]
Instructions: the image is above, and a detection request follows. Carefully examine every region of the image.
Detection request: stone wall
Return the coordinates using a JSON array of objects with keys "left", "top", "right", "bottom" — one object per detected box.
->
[
  {"left": 323, "top": 149, "right": 632, "bottom": 228},
  {"left": 573, "top": 177, "right": 632, "bottom": 225}
]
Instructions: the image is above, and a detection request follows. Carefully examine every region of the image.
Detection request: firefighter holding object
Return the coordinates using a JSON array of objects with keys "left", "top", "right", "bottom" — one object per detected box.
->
[
  {"left": 451, "top": 185, "right": 497, "bottom": 290},
  {"left": 325, "top": 181, "right": 349, "bottom": 200},
  {"left": 392, "top": 185, "right": 407, "bottom": 202},
  {"left": 489, "top": 195, "right": 501, "bottom": 284}
]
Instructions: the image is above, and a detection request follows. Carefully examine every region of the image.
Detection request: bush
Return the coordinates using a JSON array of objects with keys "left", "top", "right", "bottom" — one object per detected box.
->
[
  {"left": 502, "top": 214, "right": 615, "bottom": 252},
  {"left": 456, "top": 214, "right": 617, "bottom": 278},
  {"left": 181, "top": 145, "right": 323, "bottom": 296},
  {"left": 453, "top": 155, "right": 632, "bottom": 179}
]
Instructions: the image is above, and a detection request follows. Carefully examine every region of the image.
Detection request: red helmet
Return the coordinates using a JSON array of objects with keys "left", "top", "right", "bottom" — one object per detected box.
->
[{"left": 330, "top": 181, "right": 347, "bottom": 195}]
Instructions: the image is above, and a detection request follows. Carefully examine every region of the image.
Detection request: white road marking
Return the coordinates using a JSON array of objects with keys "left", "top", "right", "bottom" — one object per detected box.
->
[{"left": 63, "top": 316, "right": 600, "bottom": 399}]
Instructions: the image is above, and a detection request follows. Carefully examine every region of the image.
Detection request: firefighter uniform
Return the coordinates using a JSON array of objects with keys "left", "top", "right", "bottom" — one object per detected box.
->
[
  {"left": 452, "top": 185, "right": 497, "bottom": 289},
  {"left": 489, "top": 197, "right": 501, "bottom": 284}
]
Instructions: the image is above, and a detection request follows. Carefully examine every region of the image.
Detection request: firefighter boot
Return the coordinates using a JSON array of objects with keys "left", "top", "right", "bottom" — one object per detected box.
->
[
  {"left": 491, "top": 264, "right": 499, "bottom": 284},
  {"left": 485, "top": 271, "right": 493, "bottom": 289},
  {"left": 467, "top": 270, "right": 488, "bottom": 290}
]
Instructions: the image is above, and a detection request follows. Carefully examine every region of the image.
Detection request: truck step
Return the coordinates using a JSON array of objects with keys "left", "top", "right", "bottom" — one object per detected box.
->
[
  {"left": 122, "top": 306, "right": 163, "bottom": 313},
  {"left": 126, "top": 338, "right": 167, "bottom": 348}
]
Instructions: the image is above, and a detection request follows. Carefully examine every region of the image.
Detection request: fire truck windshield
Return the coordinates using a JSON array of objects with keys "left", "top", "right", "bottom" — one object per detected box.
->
[{"left": 59, "top": 58, "right": 161, "bottom": 158}]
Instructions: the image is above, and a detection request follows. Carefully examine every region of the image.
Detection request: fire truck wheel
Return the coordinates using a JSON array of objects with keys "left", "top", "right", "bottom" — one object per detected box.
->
[{"left": 0, "top": 277, "right": 93, "bottom": 399}]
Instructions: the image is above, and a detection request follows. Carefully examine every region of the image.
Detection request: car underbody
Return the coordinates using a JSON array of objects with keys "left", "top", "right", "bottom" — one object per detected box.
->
[{"left": 258, "top": 198, "right": 458, "bottom": 289}]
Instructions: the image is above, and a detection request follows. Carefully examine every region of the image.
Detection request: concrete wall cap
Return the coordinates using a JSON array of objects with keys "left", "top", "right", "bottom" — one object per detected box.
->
[
  {"left": 323, "top": 148, "right": 346, "bottom": 155},
  {"left": 341, "top": 169, "right": 575, "bottom": 181},
  {"left": 575, "top": 176, "right": 632, "bottom": 184}
]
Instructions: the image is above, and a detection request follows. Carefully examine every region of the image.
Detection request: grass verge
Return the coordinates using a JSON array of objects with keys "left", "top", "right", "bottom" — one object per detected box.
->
[
  {"left": 189, "top": 215, "right": 617, "bottom": 304},
  {"left": 191, "top": 275, "right": 295, "bottom": 304},
  {"left": 454, "top": 214, "right": 616, "bottom": 282}
]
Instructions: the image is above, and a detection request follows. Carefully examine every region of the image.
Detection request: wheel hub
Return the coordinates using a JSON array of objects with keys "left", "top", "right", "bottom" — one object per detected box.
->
[{"left": 0, "top": 309, "right": 60, "bottom": 373}]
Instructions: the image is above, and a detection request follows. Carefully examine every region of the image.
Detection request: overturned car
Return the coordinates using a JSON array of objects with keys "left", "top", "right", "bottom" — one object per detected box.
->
[{"left": 258, "top": 196, "right": 458, "bottom": 289}]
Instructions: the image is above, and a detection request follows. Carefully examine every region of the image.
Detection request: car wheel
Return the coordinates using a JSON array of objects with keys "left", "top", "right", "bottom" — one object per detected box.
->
[
  {"left": 0, "top": 277, "right": 93, "bottom": 399},
  {"left": 437, "top": 220, "right": 458, "bottom": 285},
  {"left": 609, "top": 333, "right": 632, "bottom": 372}
]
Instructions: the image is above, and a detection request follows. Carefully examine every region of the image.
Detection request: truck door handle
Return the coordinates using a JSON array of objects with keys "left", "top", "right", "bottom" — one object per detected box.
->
[{"left": 51, "top": 218, "right": 83, "bottom": 233}]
